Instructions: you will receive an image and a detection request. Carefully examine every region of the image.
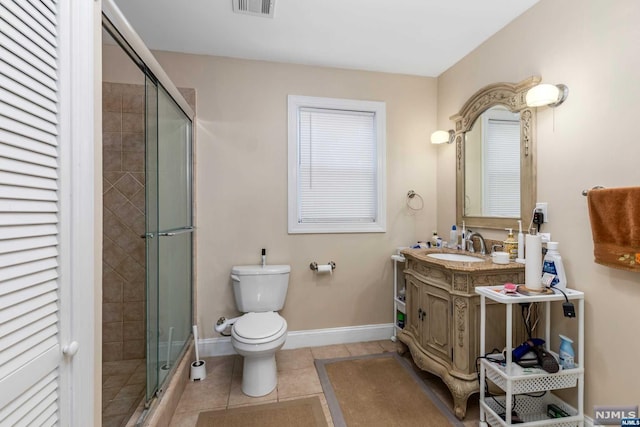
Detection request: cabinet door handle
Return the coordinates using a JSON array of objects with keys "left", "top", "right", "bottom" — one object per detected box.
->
[{"left": 418, "top": 308, "right": 423, "bottom": 321}]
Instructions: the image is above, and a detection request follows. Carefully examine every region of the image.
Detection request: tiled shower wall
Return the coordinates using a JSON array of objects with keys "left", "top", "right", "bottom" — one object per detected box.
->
[{"left": 102, "top": 82, "right": 147, "bottom": 362}]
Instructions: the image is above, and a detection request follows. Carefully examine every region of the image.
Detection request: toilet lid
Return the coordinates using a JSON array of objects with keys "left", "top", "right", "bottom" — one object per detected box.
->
[{"left": 233, "top": 312, "right": 286, "bottom": 340}]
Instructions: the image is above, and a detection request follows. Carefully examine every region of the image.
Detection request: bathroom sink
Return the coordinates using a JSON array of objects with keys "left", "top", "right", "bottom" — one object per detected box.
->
[{"left": 426, "top": 253, "right": 485, "bottom": 263}]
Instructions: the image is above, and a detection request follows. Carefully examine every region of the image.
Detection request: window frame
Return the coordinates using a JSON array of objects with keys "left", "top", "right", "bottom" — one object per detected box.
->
[{"left": 287, "top": 95, "right": 386, "bottom": 234}]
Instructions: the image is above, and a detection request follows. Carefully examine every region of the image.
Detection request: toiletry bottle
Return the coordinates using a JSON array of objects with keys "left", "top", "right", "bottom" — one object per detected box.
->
[
  {"left": 449, "top": 225, "right": 458, "bottom": 249},
  {"left": 542, "top": 242, "right": 567, "bottom": 290},
  {"left": 431, "top": 231, "right": 439, "bottom": 247},
  {"left": 503, "top": 228, "right": 518, "bottom": 261},
  {"left": 516, "top": 220, "right": 525, "bottom": 264}
]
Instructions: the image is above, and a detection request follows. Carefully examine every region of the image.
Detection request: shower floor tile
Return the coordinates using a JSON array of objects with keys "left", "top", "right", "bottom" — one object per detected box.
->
[{"left": 102, "top": 358, "right": 145, "bottom": 427}]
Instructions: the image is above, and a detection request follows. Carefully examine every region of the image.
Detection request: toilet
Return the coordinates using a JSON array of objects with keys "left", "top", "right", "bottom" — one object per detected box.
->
[{"left": 229, "top": 264, "right": 290, "bottom": 397}]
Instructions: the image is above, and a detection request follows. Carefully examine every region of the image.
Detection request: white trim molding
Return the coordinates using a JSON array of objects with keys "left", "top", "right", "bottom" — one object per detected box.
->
[{"left": 200, "top": 323, "right": 395, "bottom": 357}]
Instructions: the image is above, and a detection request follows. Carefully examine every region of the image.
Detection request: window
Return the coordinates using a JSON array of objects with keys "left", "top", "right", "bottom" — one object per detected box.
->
[{"left": 288, "top": 95, "right": 386, "bottom": 233}]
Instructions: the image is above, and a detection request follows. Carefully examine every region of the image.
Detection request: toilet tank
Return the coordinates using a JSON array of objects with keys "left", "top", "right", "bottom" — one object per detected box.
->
[{"left": 230, "top": 265, "right": 290, "bottom": 312}]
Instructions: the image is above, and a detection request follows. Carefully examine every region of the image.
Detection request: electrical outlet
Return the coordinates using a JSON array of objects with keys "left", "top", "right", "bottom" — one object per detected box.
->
[
  {"left": 535, "top": 202, "right": 548, "bottom": 223},
  {"left": 539, "top": 232, "right": 551, "bottom": 243}
]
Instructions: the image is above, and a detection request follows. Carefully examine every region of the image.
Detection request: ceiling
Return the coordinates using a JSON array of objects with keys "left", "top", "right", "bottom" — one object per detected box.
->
[{"left": 112, "top": 0, "right": 539, "bottom": 77}]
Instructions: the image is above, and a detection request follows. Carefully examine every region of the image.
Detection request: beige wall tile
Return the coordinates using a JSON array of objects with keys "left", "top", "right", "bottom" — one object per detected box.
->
[
  {"left": 122, "top": 112, "right": 144, "bottom": 133},
  {"left": 103, "top": 342, "right": 124, "bottom": 362},
  {"left": 123, "top": 321, "right": 144, "bottom": 340},
  {"left": 103, "top": 132, "right": 122, "bottom": 151},
  {"left": 122, "top": 132, "right": 144, "bottom": 152},
  {"left": 122, "top": 93, "right": 144, "bottom": 114},
  {"left": 123, "top": 339, "right": 145, "bottom": 360},
  {"left": 103, "top": 150, "right": 122, "bottom": 172},
  {"left": 123, "top": 301, "right": 144, "bottom": 321},
  {"left": 104, "top": 92, "right": 122, "bottom": 112},
  {"left": 103, "top": 302, "right": 123, "bottom": 323},
  {"left": 115, "top": 174, "right": 144, "bottom": 199},
  {"left": 103, "top": 322, "right": 123, "bottom": 343},
  {"left": 123, "top": 151, "right": 144, "bottom": 172},
  {"left": 103, "top": 111, "right": 122, "bottom": 132},
  {"left": 103, "top": 188, "right": 128, "bottom": 212}
]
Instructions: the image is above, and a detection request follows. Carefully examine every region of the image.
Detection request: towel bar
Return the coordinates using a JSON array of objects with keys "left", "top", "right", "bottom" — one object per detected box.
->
[{"left": 581, "top": 186, "right": 605, "bottom": 196}]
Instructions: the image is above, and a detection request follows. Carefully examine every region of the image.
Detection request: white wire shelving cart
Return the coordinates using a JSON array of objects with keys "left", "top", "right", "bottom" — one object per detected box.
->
[
  {"left": 476, "top": 286, "right": 584, "bottom": 427},
  {"left": 390, "top": 253, "right": 406, "bottom": 341}
]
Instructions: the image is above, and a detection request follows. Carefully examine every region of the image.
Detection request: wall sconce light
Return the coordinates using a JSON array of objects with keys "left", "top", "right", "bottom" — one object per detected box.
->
[
  {"left": 525, "top": 83, "right": 569, "bottom": 107},
  {"left": 430, "top": 129, "right": 455, "bottom": 144}
]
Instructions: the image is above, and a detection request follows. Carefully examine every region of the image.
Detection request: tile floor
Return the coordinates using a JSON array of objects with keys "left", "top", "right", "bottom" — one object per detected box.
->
[
  {"left": 102, "top": 358, "right": 146, "bottom": 427},
  {"left": 168, "top": 340, "right": 480, "bottom": 426}
]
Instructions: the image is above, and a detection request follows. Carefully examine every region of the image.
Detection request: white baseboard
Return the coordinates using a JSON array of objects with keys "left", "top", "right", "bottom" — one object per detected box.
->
[{"left": 199, "top": 323, "right": 395, "bottom": 357}]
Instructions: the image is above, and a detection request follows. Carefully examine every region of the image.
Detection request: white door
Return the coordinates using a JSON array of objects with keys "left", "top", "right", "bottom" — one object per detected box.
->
[{"left": 0, "top": 1, "right": 96, "bottom": 425}]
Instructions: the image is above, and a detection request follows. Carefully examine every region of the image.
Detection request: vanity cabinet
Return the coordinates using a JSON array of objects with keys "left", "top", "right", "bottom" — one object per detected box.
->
[
  {"left": 398, "top": 249, "right": 525, "bottom": 420},
  {"left": 406, "top": 276, "right": 451, "bottom": 363}
]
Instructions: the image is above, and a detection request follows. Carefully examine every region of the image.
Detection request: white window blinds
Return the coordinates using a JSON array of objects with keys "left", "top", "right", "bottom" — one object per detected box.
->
[
  {"left": 483, "top": 118, "right": 520, "bottom": 217},
  {"left": 288, "top": 96, "right": 386, "bottom": 233},
  {"left": 298, "top": 108, "right": 376, "bottom": 224},
  {"left": 0, "top": 0, "right": 61, "bottom": 424}
]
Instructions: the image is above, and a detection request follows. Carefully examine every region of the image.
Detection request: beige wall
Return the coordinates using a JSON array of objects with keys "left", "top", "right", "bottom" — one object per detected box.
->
[
  {"left": 437, "top": 0, "right": 640, "bottom": 412},
  {"left": 103, "top": 45, "right": 439, "bottom": 333}
]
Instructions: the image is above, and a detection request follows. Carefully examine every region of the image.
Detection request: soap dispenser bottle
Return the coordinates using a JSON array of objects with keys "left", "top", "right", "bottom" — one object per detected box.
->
[{"left": 503, "top": 228, "right": 518, "bottom": 261}]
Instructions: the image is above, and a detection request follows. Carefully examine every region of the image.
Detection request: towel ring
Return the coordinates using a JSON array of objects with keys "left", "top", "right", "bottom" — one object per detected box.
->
[{"left": 406, "top": 190, "right": 424, "bottom": 211}]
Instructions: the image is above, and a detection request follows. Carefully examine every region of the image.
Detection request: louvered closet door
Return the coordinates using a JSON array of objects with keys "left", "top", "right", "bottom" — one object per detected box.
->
[{"left": 0, "top": 0, "right": 62, "bottom": 425}]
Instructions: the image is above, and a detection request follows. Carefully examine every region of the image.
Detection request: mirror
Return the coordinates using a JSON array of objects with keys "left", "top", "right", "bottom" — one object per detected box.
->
[{"left": 451, "top": 77, "right": 539, "bottom": 230}]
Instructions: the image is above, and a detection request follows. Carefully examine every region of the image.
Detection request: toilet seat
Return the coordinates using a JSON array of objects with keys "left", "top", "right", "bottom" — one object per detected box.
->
[{"left": 232, "top": 312, "right": 287, "bottom": 344}]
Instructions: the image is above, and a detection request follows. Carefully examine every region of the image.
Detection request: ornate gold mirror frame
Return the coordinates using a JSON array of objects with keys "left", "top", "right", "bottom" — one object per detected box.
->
[{"left": 450, "top": 76, "right": 540, "bottom": 230}]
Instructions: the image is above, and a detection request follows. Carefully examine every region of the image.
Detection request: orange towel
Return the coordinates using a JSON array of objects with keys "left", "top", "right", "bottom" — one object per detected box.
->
[{"left": 587, "top": 186, "right": 640, "bottom": 272}]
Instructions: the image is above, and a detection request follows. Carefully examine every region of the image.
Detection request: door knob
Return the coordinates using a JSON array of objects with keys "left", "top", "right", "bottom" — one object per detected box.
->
[{"left": 63, "top": 341, "right": 79, "bottom": 357}]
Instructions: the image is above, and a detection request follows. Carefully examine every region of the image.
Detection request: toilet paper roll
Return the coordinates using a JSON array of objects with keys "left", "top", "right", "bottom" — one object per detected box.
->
[
  {"left": 525, "top": 234, "right": 543, "bottom": 290},
  {"left": 316, "top": 264, "right": 333, "bottom": 274}
]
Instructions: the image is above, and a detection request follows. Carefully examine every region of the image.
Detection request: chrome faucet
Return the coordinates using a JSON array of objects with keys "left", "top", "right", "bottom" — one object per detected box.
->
[{"left": 466, "top": 231, "right": 487, "bottom": 255}]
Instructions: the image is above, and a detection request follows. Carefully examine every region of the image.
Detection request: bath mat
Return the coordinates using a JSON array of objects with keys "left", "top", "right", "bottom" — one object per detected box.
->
[
  {"left": 315, "top": 352, "right": 464, "bottom": 427},
  {"left": 195, "top": 396, "right": 327, "bottom": 427}
]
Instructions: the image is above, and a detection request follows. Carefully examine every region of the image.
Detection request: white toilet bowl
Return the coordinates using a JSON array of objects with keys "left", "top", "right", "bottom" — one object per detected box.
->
[{"left": 230, "top": 311, "right": 288, "bottom": 397}]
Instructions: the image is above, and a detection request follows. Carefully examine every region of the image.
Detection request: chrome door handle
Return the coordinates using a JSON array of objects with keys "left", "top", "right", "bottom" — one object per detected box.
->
[{"left": 157, "top": 226, "right": 194, "bottom": 237}]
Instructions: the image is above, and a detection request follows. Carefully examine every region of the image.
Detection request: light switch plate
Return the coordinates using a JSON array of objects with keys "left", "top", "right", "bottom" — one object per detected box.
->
[{"left": 539, "top": 233, "right": 551, "bottom": 243}]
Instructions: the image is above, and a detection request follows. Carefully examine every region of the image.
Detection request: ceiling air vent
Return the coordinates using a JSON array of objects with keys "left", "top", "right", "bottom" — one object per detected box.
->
[{"left": 233, "top": 0, "right": 275, "bottom": 18}]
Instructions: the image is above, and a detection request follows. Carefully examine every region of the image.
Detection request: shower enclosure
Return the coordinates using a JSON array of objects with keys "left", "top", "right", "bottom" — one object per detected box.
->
[{"left": 102, "top": 3, "right": 194, "bottom": 425}]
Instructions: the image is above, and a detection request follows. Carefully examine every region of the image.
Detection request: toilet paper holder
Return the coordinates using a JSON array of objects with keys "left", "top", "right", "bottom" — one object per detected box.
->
[{"left": 310, "top": 261, "right": 336, "bottom": 271}]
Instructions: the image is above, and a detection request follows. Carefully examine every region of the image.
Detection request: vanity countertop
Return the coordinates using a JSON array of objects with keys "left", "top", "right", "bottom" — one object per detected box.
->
[{"left": 401, "top": 248, "right": 524, "bottom": 272}]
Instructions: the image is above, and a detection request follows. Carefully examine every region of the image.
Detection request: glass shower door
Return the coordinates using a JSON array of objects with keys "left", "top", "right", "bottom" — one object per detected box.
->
[
  {"left": 145, "top": 78, "right": 193, "bottom": 400},
  {"left": 156, "top": 86, "right": 193, "bottom": 388}
]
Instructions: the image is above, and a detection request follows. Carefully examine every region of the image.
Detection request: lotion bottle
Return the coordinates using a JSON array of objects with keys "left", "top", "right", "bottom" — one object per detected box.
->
[
  {"left": 449, "top": 225, "right": 458, "bottom": 249},
  {"left": 516, "top": 220, "right": 525, "bottom": 264}
]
